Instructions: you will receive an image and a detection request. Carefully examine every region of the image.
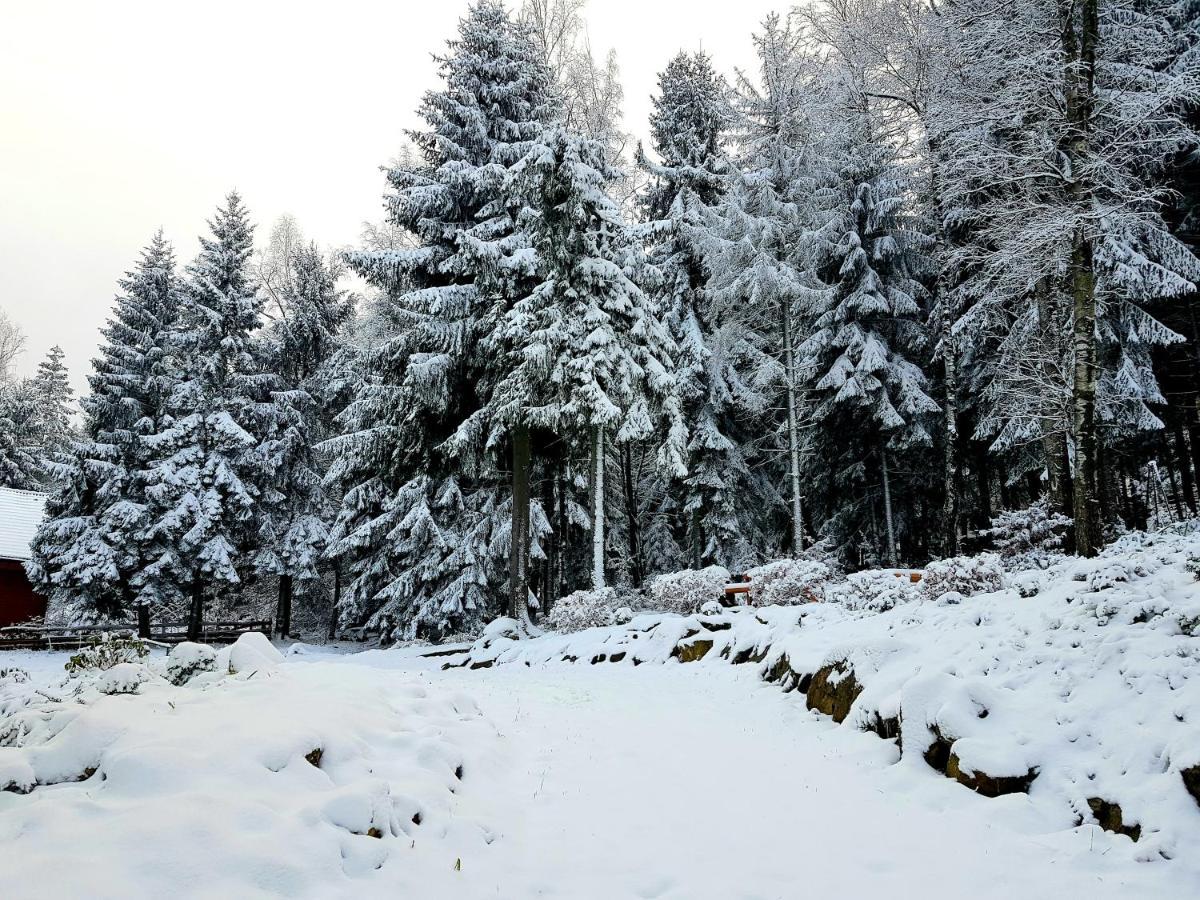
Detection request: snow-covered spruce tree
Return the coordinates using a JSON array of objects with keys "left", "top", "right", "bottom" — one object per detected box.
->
[
  {"left": 328, "top": 0, "right": 556, "bottom": 639},
  {"left": 798, "top": 0, "right": 982, "bottom": 552},
  {"left": 0, "top": 379, "right": 41, "bottom": 490},
  {"left": 521, "top": 0, "right": 637, "bottom": 209},
  {"left": 702, "top": 13, "right": 818, "bottom": 560},
  {"left": 471, "top": 126, "right": 683, "bottom": 597},
  {"left": 800, "top": 101, "right": 938, "bottom": 567},
  {"left": 26, "top": 345, "right": 75, "bottom": 484},
  {"left": 253, "top": 244, "right": 353, "bottom": 638},
  {"left": 140, "top": 193, "right": 267, "bottom": 640},
  {"left": 928, "top": 0, "right": 1200, "bottom": 554},
  {"left": 27, "top": 232, "right": 180, "bottom": 630},
  {"left": 638, "top": 51, "right": 766, "bottom": 572}
]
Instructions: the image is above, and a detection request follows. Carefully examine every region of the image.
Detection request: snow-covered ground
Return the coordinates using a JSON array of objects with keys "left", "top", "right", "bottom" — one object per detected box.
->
[{"left": 1, "top": 631, "right": 1194, "bottom": 898}]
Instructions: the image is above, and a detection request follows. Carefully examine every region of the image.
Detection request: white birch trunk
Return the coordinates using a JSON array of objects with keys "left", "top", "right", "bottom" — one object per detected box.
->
[
  {"left": 881, "top": 449, "right": 898, "bottom": 568},
  {"left": 591, "top": 424, "right": 606, "bottom": 591},
  {"left": 781, "top": 306, "right": 804, "bottom": 555},
  {"left": 941, "top": 336, "right": 960, "bottom": 555}
]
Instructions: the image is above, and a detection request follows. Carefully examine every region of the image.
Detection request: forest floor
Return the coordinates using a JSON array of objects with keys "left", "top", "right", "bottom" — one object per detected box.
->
[{"left": 1, "top": 642, "right": 1188, "bottom": 898}]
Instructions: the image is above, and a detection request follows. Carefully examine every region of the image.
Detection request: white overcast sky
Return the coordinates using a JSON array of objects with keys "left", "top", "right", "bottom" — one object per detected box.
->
[{"left": 1, "top": 0, "right": 782, "bottom": 395}]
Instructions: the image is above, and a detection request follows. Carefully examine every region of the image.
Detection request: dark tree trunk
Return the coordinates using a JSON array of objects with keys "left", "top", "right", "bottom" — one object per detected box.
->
[
  {"left": 1173, "top": 423, "right": 1197, "bottom": 514},
  {"left": 1024, "top": 470, "right": 1041, "bottom": 506},
  {"left": 328, "top": 565, "right": 341, "bottom": 641},
  {"left": 1096, "top": 443, "right": 1117, "bottom": 526},
  {"left": 509, "top": 425, "right": 532, "bottom": 624},
  {"left": 136, "top": 604, "right": 151, "bottom": 639},
  {"left": 1160, "top": 436, "right": 1186, "bottom": 520},
  {"left": 1061, "top": 0, "right": 1101, "bottom": 556},
  {"left": 1187, "top": 415, "right": 1200, "bottom": 507},
  {"left": 995, "top": 463, "right": 1011, "bottom": 509},
  {"left": 973, "top": 441, "right": 992, "bottom": 528},
  {"left": 277, "top": 574, "right": 293, "bottom": 639},
  {"left": 187, "top": 578, "right": 204, "bottom": 642}
]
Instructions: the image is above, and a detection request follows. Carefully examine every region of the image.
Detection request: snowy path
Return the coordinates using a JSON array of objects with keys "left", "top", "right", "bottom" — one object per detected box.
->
[{"left": 321, "top": 655, "right": 1180, "bottom": 899}]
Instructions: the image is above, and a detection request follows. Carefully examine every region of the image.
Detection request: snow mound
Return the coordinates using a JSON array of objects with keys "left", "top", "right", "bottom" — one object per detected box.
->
[
  {"left": 0, "top": 659, "right": 495, "bottom": 897},
  {"left": 218, "top": 630, "right": 285, "bottom": 675}
]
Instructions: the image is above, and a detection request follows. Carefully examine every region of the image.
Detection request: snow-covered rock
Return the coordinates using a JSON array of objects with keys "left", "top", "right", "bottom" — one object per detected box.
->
[{"left": 219, "top": 631, "right": 284, "bottom": 676}]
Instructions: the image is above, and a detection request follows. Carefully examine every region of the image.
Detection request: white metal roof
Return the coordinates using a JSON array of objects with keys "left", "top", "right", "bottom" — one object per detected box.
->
[{"left": 0, "top": 487, "right": 47, "bottom": 561}]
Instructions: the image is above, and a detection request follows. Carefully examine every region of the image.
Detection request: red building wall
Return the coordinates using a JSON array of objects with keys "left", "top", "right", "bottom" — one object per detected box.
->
[{"left": 0, "top": 559, "right": 47, "bottom": 627}]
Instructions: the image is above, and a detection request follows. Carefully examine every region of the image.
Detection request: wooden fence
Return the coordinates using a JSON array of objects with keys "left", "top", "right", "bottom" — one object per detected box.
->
[{"left": 0, "top": 620, "right": 271, "bottom": 651}]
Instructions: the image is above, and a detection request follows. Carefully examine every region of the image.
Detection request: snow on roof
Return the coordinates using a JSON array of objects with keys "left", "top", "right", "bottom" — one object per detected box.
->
[{"left": 0, "top": 487, "right": 47, "bottom": 561}]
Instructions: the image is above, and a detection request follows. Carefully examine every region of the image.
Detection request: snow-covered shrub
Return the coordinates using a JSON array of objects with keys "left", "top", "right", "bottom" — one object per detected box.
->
[
  {"left": 65, "top": 633, "right": 149, "bottom": 673},
  {"left": 1185, "top": 555, "right": 1200, "bottom": 581},
  {"left": 0, "top": 667, "right": 29, "bottom": 684},
  {"left": 545, "top": 588, "right": 628, "bottom": 632},
  {"left": 1010, "top": 571, "right": 1042, "bottom": 598},
  {"left": 982, "top": 502, "right": 1070, "bottom": 568},
  {"left": 797, "top": 536, "right": 843, "bottom": 573},
  {"left": 1071, "top": 559, "right": 1147, "bottom": 592},
  {"left": 831, "top": 570, "right": 920, "bottom": 613},
  {"left": 746, "top": 559, "right": 832, "bottom": 606},
  {"left": 920, "top": 553, "right": 1005, "bottom": 600},
  {"left": 613, "top": 607, "right": 634, "bottom": 625},
  {"left": 166, "top": 642, "right": 218, "bottom": 685},
  {"left": 700, "top": 599, "right": 723, "bottom": 616},
  {"left": 98, "top": 663, "right": 151, "bottom": 695},
  {"left": 648, "top": 566, "right": 729, "bottom": 615}
]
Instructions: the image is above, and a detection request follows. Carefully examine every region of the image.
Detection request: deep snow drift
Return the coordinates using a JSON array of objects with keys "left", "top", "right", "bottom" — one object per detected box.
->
[{"left": 2, "top": 526, "right": 1200, "bottom": 897}]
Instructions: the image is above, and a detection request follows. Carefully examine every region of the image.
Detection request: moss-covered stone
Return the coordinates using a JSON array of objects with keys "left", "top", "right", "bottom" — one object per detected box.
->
[
  {"left": 763, "top": 654, "right": 792, "bottom": 684},
  {"left": 947, "top": 753, "right": 1037, "bottom": 797},
  {"left": 864, "top": 712, "right": 900, "bottom": 742},
  {"left": 805, "top": 661, "right": 862, "bottom": 723},
  {"left": 672, "top": 638, "right": 714, "bottom": 663},
  {"left": 922, "top": 727, "right": 954, "bottom": 774},
  {"left": 1087, "top": 797, "right": 1141, "bottom": 842},
  {"left": 731, "top": 646, "right": 768, "bottom": 665}
]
